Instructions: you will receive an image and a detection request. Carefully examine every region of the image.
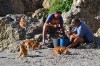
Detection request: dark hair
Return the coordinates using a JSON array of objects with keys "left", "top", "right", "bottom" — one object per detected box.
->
[
  {"left": 71, "top": 18, "right": 80, "bottom": 24},
  {"left": 55, "top": 10, "right": 62, "bottom": 14}
]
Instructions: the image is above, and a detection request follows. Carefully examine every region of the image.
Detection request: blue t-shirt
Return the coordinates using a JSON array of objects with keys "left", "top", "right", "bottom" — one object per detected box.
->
[
  {"left": 46, "top": 14, "right": 63, "bottom": 25},
  {"left": 74, "top": 22, "right": 93, "bottom": 43}
]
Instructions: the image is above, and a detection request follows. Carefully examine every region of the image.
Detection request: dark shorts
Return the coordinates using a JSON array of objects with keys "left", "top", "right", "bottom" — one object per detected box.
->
[
  {"left": 48, "top": 27, "right": 57, "bottom": 34},
  {"left": 84, "top": 39, "right": 93, "bottom": 43},
  {"left": 83, "top": 37, "right": 93, "bottom": 43}
]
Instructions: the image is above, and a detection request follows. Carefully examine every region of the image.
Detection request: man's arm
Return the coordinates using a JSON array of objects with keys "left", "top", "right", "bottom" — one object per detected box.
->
[
  {"left": 44, "top": 14, "right": 56, "bottom": 28},
  {"left": 44, "top": 22, "right": 56, "bottom": 28}
]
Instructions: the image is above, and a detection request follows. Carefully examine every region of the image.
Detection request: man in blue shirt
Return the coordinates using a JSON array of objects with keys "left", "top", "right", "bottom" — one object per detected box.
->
[
  {"left": 42, "top": 11, "right": 64, "bottom": 44},
  {"left": 67, "top": 18, "right": 94, "bottom": 48}
]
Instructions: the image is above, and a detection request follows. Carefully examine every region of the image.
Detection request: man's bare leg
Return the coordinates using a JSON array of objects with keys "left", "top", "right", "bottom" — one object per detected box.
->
[
  {"left": 70, "top": 35, "right": 74, "bottom": 42},
  {"left": 68, "top": 34, "right": 84, "bottom": 48},
  {"left": 42, "top": 25, "right": 48, "bottom": 43}
]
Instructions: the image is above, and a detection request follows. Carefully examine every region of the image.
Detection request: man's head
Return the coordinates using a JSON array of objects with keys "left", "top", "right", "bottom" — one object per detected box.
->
[
  {"left": 71, "top": 18, "right": 80, "bottom": 27},
  {"left": 54, "top": 10, "right": 62, "bottom": 18}
]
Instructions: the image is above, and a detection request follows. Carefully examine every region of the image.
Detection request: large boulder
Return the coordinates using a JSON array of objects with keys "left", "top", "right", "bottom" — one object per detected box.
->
[
  {"left": 62, "top": 0, "right": 100, "bottom": 33},
  {"left": 22, "top": 0, "right": 44, "bottom": 13},
  {"left": 0, "top": 14, "right": 44, "bottom": 52},
  {"left": 0, "top": 0, "right": 24, "bottom": 16},
  {"left": 32, "top": 8, "right": 48, "bottom": 22},
  {"left": 42, "top": 0, "right": 50, "bottom": 9},
  {"left": 94, "top": 28, "right": 100, "bottom": 38},
  {"left": 0, "top": 20, "right": 20, "bottom": 52},
  {"left": 32, "top": 8, "right": 48, "bottom": 19},
  {"left": 10, "top": 0, "right": 25, "bottom": 14},
  {"left": 0, "top": 0, "right": 44, "bottom": 16}
]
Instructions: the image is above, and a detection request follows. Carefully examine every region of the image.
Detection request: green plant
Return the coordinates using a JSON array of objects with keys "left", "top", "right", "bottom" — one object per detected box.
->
[
  {"left": 48, "top": 0, "right": 73, "bottom": 14},
  {"left": 62, "top": 0, "right": 73, "bottom": 12}
]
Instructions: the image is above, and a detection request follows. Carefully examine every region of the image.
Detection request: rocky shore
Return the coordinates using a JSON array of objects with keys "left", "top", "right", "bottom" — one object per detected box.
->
[
  {"left": 0, "top": 49, "right": 100, "bottom": 66},
  {"left": 0, "top": 0, "right": 100, "bottom": 66}
]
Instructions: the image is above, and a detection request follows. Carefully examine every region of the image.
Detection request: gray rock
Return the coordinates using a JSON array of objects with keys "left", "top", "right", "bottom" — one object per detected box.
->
[
  {"left": 0, "top": 13, "right": 45, "bottom": 52},
  {"left": 62, "top": 0, "right": 100, "bottom": 33},
  {"left": 42, "top": 0, "right": 50, "bottom": 9},
  {"left": 32, "top": 8, "right": 48, "bottom": 21},
  {"left": 0, "top": 0, "right": 24, "bottom": 16},
  {"left": 0, "top": 0, "right": 44, "bottom": 16},
  {"left": 95, "top": 28, "right": 100, "bottom": 37}
]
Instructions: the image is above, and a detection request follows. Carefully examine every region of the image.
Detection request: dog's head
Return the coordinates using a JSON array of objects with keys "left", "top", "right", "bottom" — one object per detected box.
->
[
  {"left": 54, "top": 46, "right": 62, "bottom": 55},
  {"left": 60, "top": 46, "right": 66, "bottom": 52},
  {"left": 20, "top": 44, "right": 27, "bottom": 51},
  {"left": 60, "top": 46, "right": 69, "bottom": 54},
  {"left": 25, "top": 39, "right": 37, "bottom": 45}
]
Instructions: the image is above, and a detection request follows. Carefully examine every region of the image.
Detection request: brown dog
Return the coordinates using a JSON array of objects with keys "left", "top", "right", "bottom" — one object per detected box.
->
[
  {"left": 54, "top": 46, "right": 69, "bottom": 55},
  {"left": 18, "top": 43, "right": 27, "bottom": 58},
  {"left": 24, "top": 39, "right": 42, "bottom": 51},
  {"left": 24, "top": 40, "right": 35, "bottom": 51},
  {"left": 60, "top": 46, "right": 69, "bottom": 54},
  {"left": 32, "top": 40, "right": 42, "bottom": 49},
  {"left": 19, "top": 16, "right": 26, "bottom": 30},
  {"left": 18, "top": 39, "right": 43, "bottom": 58},
  {"left": 54, "top": 46, "right": 61, "bottom": 55}
]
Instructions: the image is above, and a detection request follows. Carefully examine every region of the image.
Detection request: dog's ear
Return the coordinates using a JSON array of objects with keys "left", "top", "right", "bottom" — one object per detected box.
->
[
  {"left": 19, "top": 41, "right": 25, "bottom": 46},
  {"left": 35, "top": 38, "right": 39, "bottom": 43},
  {"left": 33, "top": 39, "right": 38, "bottom": 43}
]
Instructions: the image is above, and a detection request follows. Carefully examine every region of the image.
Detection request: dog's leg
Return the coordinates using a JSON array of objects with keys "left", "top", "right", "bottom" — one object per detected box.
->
[
  {"left": 26, "top": 45, "right": 31, "bottom": 55},
  {"left": 22, "top": 53, "right": 26, "bottom": 58},
  {"left": 19, "top": 50, "right": 27, "bottom": 58},
  {"left": 32, "top": 46, "right": 35, "bottom": 51},
  {"left": 18, "top": 51, "right": 23, "bottom": 58}
]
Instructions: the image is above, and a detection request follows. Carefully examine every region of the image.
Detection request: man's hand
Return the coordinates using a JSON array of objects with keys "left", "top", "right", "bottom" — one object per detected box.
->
[
  {"left": 53, "top": 25, "right": 58, "bottom": 28},
  {"left": 66, "top": 30, "right": 73, "bottom": 35},
  {"left": 44, "top": 23, "right": 58, "bottom": 28}
]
